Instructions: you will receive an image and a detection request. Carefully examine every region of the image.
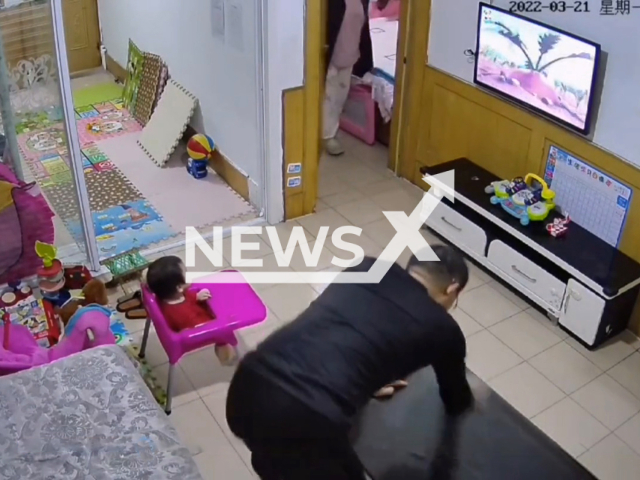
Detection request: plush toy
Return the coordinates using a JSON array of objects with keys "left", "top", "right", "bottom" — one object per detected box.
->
[{"left": 56, "top": 279, "right": 109, "bottom": 334}]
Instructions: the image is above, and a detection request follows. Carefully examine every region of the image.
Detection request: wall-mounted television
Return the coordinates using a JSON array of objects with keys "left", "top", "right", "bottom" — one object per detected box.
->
[{"left": 474, "top": 3, "right": 600, "bottom": 135}]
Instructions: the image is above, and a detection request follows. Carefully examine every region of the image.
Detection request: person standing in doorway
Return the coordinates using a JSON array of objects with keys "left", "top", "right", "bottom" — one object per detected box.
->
[
  {"left": 226, "top": 246, "right": 486, "bottom": 479},
  {"left": 323, "top": 0, "right": 374, "bottom": 156}
]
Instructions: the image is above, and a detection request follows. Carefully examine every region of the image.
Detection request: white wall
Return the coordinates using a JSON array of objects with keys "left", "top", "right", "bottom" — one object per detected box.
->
[
  {"left": 98, "top": 0, "right": 261, "bottom": 180},
  {"left": 428, "top": 0, "right": 640, "bottom": 168}
]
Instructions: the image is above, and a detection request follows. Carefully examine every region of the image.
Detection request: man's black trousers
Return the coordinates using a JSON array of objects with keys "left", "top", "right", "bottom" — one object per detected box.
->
[{"left": 226, "top": 364, "right": 367, "bottom": 480}]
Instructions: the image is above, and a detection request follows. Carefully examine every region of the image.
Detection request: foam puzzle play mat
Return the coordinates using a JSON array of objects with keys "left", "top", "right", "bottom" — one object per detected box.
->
[{"left": 12, "top": 39, "right": 256, "bottom": 264}]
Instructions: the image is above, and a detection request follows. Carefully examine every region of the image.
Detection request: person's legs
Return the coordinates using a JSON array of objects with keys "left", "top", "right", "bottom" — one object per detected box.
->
[
  {"left": 322, "top": 64, "right": 354, "bottom": 156},
  {"left": 227, "top": 365, "right": 366, "bottom": 479}
]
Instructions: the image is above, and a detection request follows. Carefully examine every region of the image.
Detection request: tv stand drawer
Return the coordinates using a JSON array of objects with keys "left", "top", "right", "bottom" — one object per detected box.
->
[
  {"left": 488, "top": 240, "right": 566, "bottom": 310},
  {"left": 426, "top": 202, "right": 487, "bottom": 256}
]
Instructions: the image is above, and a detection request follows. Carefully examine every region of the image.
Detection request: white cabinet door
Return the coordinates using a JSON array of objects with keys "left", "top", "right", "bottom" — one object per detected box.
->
[
  {"left": 487, "top": 240, "right": 566, "bottom": 311},
  {"left": 425, "top": 202, "right": 487, "bottom": 256},
  {"left": 559, "top": 280, "right": 605, "bottom": 346}
]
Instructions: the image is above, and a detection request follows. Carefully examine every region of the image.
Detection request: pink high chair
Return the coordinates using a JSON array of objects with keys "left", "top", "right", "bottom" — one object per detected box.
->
[{"left": 140, "top": 270, "right": 268, "bottom": 414}]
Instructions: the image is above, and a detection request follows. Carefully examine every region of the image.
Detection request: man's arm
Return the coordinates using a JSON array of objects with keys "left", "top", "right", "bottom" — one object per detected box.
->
[{"left": 432, "top": 342, "right": 474, "bottom": 416}]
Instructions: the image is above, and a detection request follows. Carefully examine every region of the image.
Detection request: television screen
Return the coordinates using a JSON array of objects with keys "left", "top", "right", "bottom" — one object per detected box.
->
[{"left": 474, "top": 3, "right": 600, "bottom": 134}]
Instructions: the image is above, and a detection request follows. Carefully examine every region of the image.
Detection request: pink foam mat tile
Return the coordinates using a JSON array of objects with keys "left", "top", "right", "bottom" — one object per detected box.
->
[
  {"left": 96, "top": 132, "right": 255, "bottom": 234},
  {"left": 76, "top": 109, "right": 142, "bottom": 147}
]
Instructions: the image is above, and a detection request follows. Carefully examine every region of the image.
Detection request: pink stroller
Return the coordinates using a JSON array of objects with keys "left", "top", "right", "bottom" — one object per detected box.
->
[{"left": 0, "top": 305, "right": 116, "bottom": 376}]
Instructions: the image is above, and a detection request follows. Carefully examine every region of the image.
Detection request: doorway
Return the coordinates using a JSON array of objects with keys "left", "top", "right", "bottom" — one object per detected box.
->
[{"left": 316, "top": 0, "right": 411, "bottom": 208}]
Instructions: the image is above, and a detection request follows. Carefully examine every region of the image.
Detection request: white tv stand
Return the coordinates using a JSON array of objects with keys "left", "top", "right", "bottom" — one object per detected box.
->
[{"left": 420, "top": 159, "right": 640, "bottom": 349}]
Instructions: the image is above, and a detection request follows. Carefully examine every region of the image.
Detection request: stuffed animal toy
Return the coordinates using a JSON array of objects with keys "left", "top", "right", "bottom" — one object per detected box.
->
[{"left": 56, "top": 279, "right": 109, "bottom": 331}]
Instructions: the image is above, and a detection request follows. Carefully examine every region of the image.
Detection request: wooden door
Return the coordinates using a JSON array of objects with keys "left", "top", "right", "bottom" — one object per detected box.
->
[{"left": 62, "top": 0, "right": 101, "bottom": 74}]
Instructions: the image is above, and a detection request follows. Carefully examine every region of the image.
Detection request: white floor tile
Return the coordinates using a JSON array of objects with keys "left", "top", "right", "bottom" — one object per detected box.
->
[
  {"left": 451, "top": 308, "right": 484, "bottom": 338},
  {"left": 489, "top": 310, "right": 562, "bottom": 359},
  {"left": 356, "top": 177, "right": 406, "bottom": 196},
  {"left": 335, "top": 198, "right": 386, "bottom": 227},
  {"left": 318, "top": 174, "right": 351, "bottom": 197},
  {"left": 322, "top": 189, "right": 366, "bottom": 208},
  {"left": 489, "top": 363, "right": 564, "bottom": 418},
  {"left": 532, "top": 397, "right": 609, "bottom": 457},
  {"left": 240, "top": 322, "right": 279, "bottom": 351},
  {"left": 179, "top": 346, "right": 236, "bottom": 398},
  {"left": 171, "top": 399, "right": 254, "bottom": 480},
  {"left": 609, "top": 352, "right": 640, "bottom": 400},
  {"left": 325, "top": 230, "right": 384, "bottom": 262},
  {"left": 529, "top": 342, "right": 602, "bottom": 394},
  {"left": 565, "top": 331, "right": 639, "bottom": 371},
  {"left": 487, "top": 280, "right": 531, "bottom": 311},
  {"left": 361, "top": 218, "right": 399, "bottom": 249},
  {"left": 571, "top": 374, "right": 640, "bottom": 430},
  {"left": 235, "top": 253, "right": 301, "bottom": 292},
  {"left": 202, "top": 387, "right": 253, "bottom": 469},
  {"left": 286, "top": 240, "right": 337, "bottom": 272},
  {"left": 133, "top": 328, "right": 169, "bottom": 368},
  {"left": 371, "top": 187, "right": 420, "bottom": 215},
  {"left": 260, "top": 221, "right": 314, "bottom": 252},
  {"left": 525, "top": 307, "right": 569, "bottom": 340},
  {"left": 297, "top": 208, "right": 351, "bottom": 238},
  {"left": 458, "top": 283, "right": 523, "bottom": 327},
  {"left": 338, "top": 164, "right": 386, "bottom": 187},
  {"left": 315, "top": 198, "right": 331, "bottom": 212},
  {"left": 260, "top": 283, "right": 318, "bottom": 323},
  {"left": 465, "top": 330, "right": 522, "bottom": 381},
  {"left": 222, "top": 233, "right": 272, "bottom": 264},
  {"left": 579, "top": 434, "right": 640, "bottom": 480},
  {"left": 616, "top": 413, "right": 640, "bottom": 456},
  {"left": 465, "top": 262, "right": 492, "bottom": 292},
  {"left": 152, "top": 363, "right": 199, "bottom": 409}
]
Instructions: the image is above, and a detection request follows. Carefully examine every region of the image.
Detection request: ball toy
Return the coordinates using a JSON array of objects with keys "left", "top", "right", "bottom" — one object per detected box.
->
[{"left": 187, "top": 134, "right": 215, "bottom": 160}]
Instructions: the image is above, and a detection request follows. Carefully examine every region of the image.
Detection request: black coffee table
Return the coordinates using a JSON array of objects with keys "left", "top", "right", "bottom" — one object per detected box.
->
[{"left": 352, "top": 368, "right": 597, "bottom": 480}]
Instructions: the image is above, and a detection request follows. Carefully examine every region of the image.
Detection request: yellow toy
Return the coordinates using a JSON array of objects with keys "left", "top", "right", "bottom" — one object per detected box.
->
[{"left": 486, "top": 174, "right": 556, "bottom": 225}]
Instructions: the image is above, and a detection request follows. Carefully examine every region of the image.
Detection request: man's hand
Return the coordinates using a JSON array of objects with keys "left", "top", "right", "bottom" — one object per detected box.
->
[
  {"left": 377, "top": 0, "right": 391, "bottom": 10},
  {"left": 196, "top": 289, "right": 211, "bottom": 301}
]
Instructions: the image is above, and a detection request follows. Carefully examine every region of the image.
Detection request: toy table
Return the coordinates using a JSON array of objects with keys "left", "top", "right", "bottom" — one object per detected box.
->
[{"left": 352, "top": 368, "right": 597, "bottom": 480}]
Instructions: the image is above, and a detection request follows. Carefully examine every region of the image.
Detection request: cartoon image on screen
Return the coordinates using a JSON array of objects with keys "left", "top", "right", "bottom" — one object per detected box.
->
[{"left": 474, "top": 4, "right": 599, "bottom": 133}]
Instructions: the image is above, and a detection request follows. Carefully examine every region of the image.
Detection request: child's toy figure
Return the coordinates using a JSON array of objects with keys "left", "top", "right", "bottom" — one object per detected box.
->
[{"left": 146, "top": 255, "right": 235, "bottom": 364}]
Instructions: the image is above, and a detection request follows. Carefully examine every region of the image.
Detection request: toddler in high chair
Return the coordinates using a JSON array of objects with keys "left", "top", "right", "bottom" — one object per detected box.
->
[{"left": 146, "top": 255, "right": 236, "bottom": 364}]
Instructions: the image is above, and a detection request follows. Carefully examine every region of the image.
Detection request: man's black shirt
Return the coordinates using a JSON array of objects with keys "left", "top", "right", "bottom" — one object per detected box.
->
[{"left": 241, "top": 257, "right": 473, "bottom": 425}]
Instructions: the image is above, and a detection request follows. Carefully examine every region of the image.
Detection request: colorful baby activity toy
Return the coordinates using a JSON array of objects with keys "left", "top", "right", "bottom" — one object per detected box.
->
[{"left": 485, "top": 174, "right": 556, "bottom": 226}]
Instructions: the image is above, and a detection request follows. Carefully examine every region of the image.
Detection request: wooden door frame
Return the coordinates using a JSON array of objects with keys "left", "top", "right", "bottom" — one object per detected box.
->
[{"left": 282, "top": 0, "right": 431, "bottom": 220}]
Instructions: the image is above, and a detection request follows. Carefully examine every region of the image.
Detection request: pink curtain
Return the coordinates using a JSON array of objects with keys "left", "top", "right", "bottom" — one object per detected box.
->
[{"left": 0, "top": 162, "right": 54, "bottom": 284}]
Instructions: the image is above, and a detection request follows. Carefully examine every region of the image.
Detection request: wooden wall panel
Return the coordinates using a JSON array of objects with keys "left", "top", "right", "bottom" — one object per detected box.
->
[
  {"left": 415, "top": 75, "right": 532, "bottom": 181},
  {"left": 405, "top": 66, "right": 640, "bottom": 265},
  {"left": 400, "top": 66, "right": 640, "bottom": 334},
  {"left": 283, "top": 88, "right": 306, "bottom": 220},
  {"left": 281, "top": 0, "right": 322, "bottom": 220}
]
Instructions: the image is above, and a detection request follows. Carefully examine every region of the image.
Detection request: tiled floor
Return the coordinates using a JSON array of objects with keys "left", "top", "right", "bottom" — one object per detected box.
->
[{"left": 111, "top": 134, "right": 640, "bottom": 479}]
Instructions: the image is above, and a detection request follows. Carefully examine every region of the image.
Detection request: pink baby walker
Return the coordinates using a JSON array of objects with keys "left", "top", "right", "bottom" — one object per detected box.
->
[
  {"left": 141, "top": 269, "right": 268, "bottom": 414},
  {"left": 0, "top": 305, "right": 116, "bottom": 376}
]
